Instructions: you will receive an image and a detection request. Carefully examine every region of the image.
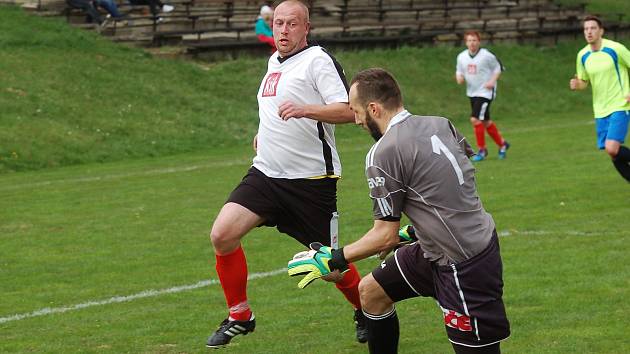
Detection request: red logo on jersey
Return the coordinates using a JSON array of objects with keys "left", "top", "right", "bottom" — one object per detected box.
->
[
  {"left": 467, "top": 64, "right": 477, "bottom": 75},
  {"left": 262, "top": 72, "right": 281, "bottom": 97},
  {"left": 442, "top": 308, "right": 472, "bottom": 332}
]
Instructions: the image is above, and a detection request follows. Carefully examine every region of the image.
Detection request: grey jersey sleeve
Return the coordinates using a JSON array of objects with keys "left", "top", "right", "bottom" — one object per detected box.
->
[
  {"left": 448, "top": 120, "right": 475, "bottom": 158},
  {"left": 365, "top": 144, "right": 405, "bottom": 220}
]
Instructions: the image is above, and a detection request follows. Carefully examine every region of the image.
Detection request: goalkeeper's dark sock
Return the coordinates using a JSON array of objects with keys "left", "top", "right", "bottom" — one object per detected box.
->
[
  {"left": 335, "top": 263, "right": 362, "bottom": 309},
  {"left": 612, "top": 145, "right": 630, "bottom": 182},
  {"left": 474, "top": 123, "right": 486, "bottom": 150},
  {"left": 215, "top": 245, "right": 252, "bottom": 321},
  {"left": 486, "top": 122, "right": 505, "bottom": 147},
  {"left": 365, "top": 307, "right": 399, "bottom": 354}
]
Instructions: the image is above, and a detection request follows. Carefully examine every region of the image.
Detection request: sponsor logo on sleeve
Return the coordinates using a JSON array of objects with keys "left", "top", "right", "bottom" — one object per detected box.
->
[{"left": 367, "top": 176, "right": 385, "bottom": 189}]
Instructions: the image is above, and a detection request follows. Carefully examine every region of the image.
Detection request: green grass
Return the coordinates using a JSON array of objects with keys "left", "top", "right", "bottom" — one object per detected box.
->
[
  {"left": 0, "top": 4, "right": 608, "bottom": 173},
  {"left": 555, "top": 0, "right": 630, "bottom": 21},
  {"left": 2, "top": 117, "right": 629, "bottom": 353},
  {"left": 1, "top": 4, "right": 630, "bottom": 353}
]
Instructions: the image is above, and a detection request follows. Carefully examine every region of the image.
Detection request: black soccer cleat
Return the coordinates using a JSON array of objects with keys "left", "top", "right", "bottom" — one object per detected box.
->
[
  {"left": 354, "top": 309, "right": 368, "bottom": 343},
  {"left": 206, "top": 315, "right": 256, "bottom": 349}
]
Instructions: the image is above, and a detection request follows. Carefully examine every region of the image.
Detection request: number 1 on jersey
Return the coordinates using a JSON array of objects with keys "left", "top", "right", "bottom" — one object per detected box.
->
[{"left": 430, "top": 135, "right": 464, "bottom": 185}]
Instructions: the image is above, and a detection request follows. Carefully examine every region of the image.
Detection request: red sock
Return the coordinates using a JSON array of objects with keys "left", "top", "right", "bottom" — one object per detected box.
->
[
  {"left": 486, "top": 122, "right": 505, "bottom": 147},
  {"left": 474, "top": 123, "right": 486, "bottom": 150},
  {"left": 335, "top": 263, "right": 362, "bottom": 310},
  {"left": 215, "top": 246, "right": 252, "bottom": 321}
]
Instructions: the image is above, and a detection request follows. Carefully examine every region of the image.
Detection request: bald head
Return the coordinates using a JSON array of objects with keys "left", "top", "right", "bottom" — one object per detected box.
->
[
  {"left": 275, "top": 0, "right": 309, "bottom": 22},
  {"left": 273, "top": 0, "right": 310, "bottom": 57}
]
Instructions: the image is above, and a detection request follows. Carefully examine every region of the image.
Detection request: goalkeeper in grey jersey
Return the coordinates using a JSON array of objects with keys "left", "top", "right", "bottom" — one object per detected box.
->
[{"left": 288, "top": 68, "right": 510, "bottom": 354}]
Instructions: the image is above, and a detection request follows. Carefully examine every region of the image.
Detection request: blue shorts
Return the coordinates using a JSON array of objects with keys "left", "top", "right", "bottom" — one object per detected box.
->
[{"left": 595, "top": 110, "right": 630, "bottom": 149}]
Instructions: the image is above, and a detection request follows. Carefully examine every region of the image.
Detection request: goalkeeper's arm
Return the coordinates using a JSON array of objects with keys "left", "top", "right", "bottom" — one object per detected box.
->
[
  {"left": 341, "top": 219, "right": 402, "bottom": 263},
  {"left": 288, "top": 220, "right": 403, "bottom": 288}
]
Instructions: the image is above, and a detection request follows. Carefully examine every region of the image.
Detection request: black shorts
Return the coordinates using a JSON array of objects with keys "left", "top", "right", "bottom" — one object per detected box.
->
[
  {"left": 227, "top": 166, "right": 339, "bottom": 247},
  {"left": 372, "top": 232, "right": 510, "bottom": 347},
  {"left": 469, "top": 97, "right": 492, "bottom": 121}
]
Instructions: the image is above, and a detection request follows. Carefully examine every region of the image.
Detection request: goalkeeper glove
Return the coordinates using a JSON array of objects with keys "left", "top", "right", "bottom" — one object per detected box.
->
[
  {"left": 287, "top": 242, "right": 349, "bottom": 289},
  {"left": 378, "top": 224, "right": 418, "bottom": 259}
]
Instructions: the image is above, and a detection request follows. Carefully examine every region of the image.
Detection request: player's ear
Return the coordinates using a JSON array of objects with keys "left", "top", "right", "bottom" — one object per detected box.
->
[{"left": 367, "top": 102, "right": 378, "bottom": 116}]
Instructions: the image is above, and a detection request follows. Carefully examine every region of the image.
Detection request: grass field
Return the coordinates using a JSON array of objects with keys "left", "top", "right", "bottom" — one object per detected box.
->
[
  {"left": 2, "top": 3, "right": 630, "bottom": 353},
  {"left": 2, "top": 114, "right": 630, "bottom": 353}
]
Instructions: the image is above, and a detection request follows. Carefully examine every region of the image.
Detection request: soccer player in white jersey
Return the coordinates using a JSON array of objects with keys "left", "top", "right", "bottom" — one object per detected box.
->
[
  {"left": 456, "top": 30, "right": 510, "bottom": 162},
  {"left": 289, "top": 68, "right": 510, "bottom": 353},
  {"left": 206, "top": 0, "right": 366, "bottom": 348}
]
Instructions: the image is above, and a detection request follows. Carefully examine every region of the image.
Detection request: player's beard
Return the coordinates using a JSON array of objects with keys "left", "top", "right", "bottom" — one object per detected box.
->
[{"left": 366, "top": 112, "right": 382, "bottom": 141}]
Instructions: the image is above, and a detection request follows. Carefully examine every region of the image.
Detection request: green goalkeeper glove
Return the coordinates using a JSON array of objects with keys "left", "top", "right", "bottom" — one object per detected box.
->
[
  {"left": 378, "top": 224, "right": 418, "bottom": 259},
  {"left": 287, "top": 242, "right": 349, "bottom": 289}
]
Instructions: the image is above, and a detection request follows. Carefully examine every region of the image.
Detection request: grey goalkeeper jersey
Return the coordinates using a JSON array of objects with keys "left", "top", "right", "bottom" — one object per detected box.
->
[{"left": 365, "top": 110, "right": 495, "bottom": 266}]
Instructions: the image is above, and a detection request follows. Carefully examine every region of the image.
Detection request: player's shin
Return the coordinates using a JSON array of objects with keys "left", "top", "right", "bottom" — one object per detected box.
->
[
  {"left": 364, "top": 308, "right": 399, "bottom": 354},
  {"left": 335, "top": 263, "right": 362, "bottom": 309},
  {"left": 215, "top": 246, "right": 251, "bottom": 321},
  {"left": 612, "top": 146, "right": 630, "bottom": 181}
]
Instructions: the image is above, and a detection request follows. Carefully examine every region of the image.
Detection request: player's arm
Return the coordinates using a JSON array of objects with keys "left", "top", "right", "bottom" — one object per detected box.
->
[
  {"left": 287, "top": 220, "right": 401, "bottom": 288},
  {"left": 569, "top": 76, "right": 588, "bottom": 91},
  {"left": 484, "top": 71, "right": 501, "bottom": 89},
  {"left": 455, "top": 55, "right": 465, "bottom": 84},
  {"left": 572, "top": 52, "right": 589, "bottom": 91},
  {"left": 619, "top": 44, "right": 630, "bottom": 102},
  {"left": 455, "top": 73, "right": 465, "bottom": 85},
  {"left": 343, "top": 220, "right": 401, "bottom": 263},
  {"left": 484, "top": 55, "right": 502, "bottom": 89},
  {"left": 278, "top": 101, "right": 354, "bottom": 123}
]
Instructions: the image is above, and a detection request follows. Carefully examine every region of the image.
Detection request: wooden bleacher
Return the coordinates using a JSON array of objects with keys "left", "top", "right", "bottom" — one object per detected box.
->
[{"left": 13, "top": 0, "right": 630, "bottom": 60}]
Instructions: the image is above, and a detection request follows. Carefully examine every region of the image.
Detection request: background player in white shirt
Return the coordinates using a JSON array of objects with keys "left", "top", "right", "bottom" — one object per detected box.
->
[
  {"left": 456, "top": 31, "right": 510, "bottom": 162},
  {"left": 206, "top": 0, "right": 366, "bottom": 348}
]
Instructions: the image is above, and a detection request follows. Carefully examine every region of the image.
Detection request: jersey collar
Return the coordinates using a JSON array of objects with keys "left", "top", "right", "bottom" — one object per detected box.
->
[
  {"left": 277, "top": 44, "right": 315, "bottom": 63},
  {"left": 468, "top": 48, "right": 481, "bottom": 58},
  {"left": 385, "top": 109, "right": 411, "bottom": 133}
]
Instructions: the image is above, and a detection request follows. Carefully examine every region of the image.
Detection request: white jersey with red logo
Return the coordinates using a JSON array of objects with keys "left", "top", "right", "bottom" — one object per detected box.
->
[
  {"left": 254, "top": 45, "right": 349, "bottom": 179},
  {"left": 456, "top": 48, "right": 502, "bottom": 100}
]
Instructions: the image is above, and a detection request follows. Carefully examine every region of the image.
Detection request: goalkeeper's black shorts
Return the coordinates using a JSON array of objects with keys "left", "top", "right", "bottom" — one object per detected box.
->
[
  {"left": 227, "top": 166, "right": 339, "bottom": 247},
  {"left": 372, "top": 232, "right": 510, "bottom": 348}
]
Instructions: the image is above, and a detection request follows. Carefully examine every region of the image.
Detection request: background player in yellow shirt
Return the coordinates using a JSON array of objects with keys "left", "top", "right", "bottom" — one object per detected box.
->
[{"left": 570, "top": 15, "right": 630, "bottom": 182}]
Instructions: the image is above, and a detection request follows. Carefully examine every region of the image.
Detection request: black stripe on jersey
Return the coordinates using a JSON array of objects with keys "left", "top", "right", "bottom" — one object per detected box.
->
[
  {"left": 277, "top": 44, "right": 349, "bottom": 93},
  {"left": 320, "top": 46, "right": 349, "bottom": 93},
  {"left": 317, "top": 122, "right": 334, "bottom": 175},
  {"left": 485, "top": 48, "right": 505, "bottom": 71}
]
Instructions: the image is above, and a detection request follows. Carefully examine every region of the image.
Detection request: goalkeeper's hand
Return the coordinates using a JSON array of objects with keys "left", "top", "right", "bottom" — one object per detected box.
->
[
  {"left": 378, "top": 224, "right": 418, "bottom": 260},
  {"left": 287, "top": 242, "right": 349, "bottom": 289}
]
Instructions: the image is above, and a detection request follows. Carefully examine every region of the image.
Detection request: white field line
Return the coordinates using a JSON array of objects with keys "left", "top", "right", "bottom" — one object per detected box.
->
[
  {"left": 0, "top": 158, "right": 252, "bottom": 192},
  {"left": 0, "top": 268, "right": 286, "bottom": 325},
  {"left": 498, "top": 229, "right": 599, "bottom": 237},
  {"left": 0, "top": 119, "right": 594, "bottom": 192},
  {"left": 0, "top": 227, "right": 607, "bottom": 325}
]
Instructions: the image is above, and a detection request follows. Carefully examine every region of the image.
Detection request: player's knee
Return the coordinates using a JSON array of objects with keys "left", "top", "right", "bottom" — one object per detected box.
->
[
  {"left": 605, "top": 145, "right": 619, "bottom": 158},
  {"left": 210, "top": 223, "right": 233, "bottom": 249},
  {"left": 358, "top": 275, "right": 380, "bottom": 308}
]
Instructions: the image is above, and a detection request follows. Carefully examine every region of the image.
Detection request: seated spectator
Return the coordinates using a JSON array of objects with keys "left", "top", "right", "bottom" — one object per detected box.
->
[
  {"left": 66, "top": 0, "right": 105, "bottom": 25},
  {"left": 66, "top": 0, "right": 125, "bottom": 27},
  {"left": 96, "top": 0, "right": 126, "bottom": 22},
  {"left": 255, "top": 5, "right": 275, "bottom": 51},
  {"left": 128, "top": 0, "right": 174, "bottom": 19}
]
